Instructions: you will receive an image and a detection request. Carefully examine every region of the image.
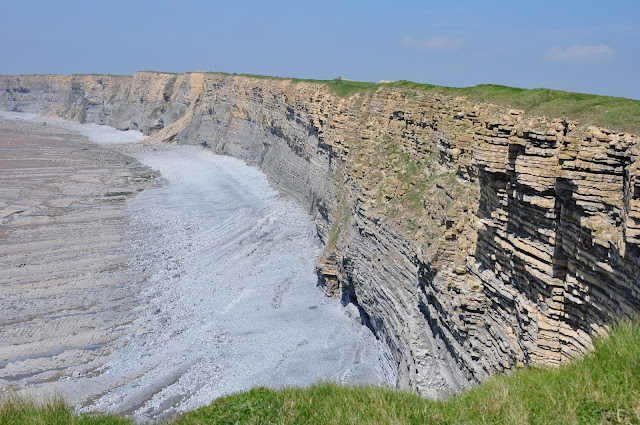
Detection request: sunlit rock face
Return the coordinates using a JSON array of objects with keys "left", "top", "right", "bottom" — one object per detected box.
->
[{"left": 2, "top": 73, "right": 639, "bottom": 401}]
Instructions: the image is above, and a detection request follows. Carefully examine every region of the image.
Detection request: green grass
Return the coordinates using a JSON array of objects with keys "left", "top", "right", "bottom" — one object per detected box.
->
[
  {"left": 0, "top": 396, "right": 133, "bottom": 425},
  {"left": 444, "top": 84, "right": 640, "bottom": 134},
  {"left": 433, "top": 319, "right": 640, "bottom": 424},
  {"left": 3, "top": 320, "right": 639, "bottom": 424}
]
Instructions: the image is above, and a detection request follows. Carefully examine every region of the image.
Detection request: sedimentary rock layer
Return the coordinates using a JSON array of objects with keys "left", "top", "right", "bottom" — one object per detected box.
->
[
  {"left": 0, "top": 119, "right": 158, "bottom": 393},
  {"left": 2, "top": 73, "right": 639, "bottom": 394}
]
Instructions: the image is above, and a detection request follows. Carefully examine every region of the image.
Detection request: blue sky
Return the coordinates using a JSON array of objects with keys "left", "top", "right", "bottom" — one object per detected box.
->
[{"left": 1, "top": 0, "right": 639, "bottom": 99}]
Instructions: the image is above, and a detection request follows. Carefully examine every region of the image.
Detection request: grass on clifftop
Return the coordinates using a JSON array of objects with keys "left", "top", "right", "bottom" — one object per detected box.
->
[
  {"left": 386, "top": 81, "right": 639, "bottom": 134},
  {"left": 3, "top": 320, "right": 639, "bottom": 424},
  {"left": 0, "top": 396, "right": 131, "bottom": 425},
  {"left": 227, "top": 72, "right": 640, "bottom": 134},
  {"left": 413, "top": 82, "right": 640, "bottom": 135}
]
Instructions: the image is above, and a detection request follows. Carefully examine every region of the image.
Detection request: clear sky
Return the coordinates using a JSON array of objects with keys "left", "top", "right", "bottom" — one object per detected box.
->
[{"left": 1, "top": 0, "right": 639, "bottom": 99}]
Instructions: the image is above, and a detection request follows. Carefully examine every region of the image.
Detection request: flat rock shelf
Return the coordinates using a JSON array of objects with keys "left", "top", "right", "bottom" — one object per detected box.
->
[{"left": 0, "top": 115, "right": 392, "bottom": 422}]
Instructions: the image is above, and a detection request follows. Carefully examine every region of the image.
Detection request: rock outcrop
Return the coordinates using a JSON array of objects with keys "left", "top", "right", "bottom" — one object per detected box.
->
[{"left": 2, "top": 72, "right": 639, "bottom": 395}]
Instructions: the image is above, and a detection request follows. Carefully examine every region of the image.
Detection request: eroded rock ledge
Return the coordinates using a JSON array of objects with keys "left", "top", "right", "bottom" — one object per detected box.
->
[{"left": 2, "top": 72, "right": 639, "bottom": 396}]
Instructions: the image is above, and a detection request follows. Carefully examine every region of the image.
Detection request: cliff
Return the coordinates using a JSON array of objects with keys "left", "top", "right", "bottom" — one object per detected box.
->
[{"left": 2, "top": 72, "right": 639, "bottom": 396}]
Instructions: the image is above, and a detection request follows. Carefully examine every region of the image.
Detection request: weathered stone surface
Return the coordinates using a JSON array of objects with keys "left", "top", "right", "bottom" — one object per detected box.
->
[{"left": 1, "top": 72, "right": 639, "bottom": 395}]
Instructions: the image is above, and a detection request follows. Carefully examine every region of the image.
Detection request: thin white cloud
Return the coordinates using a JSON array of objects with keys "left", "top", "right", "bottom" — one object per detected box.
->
[
  {"left": 548, "top": 44, "right": 614, "bottom": 62},
  {"left": 401, "top": 35, "right": 463, "bottom": 51}
]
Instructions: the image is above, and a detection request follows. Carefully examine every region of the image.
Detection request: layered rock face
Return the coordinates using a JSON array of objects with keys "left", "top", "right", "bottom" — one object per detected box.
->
[{"left": 2, "top": 72, "right": 639, "bottom": 395}]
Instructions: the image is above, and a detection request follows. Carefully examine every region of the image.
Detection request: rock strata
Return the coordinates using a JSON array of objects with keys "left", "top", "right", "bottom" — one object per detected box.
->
[
  {"left": 2, "top": 73, "right": 639, "bottom": 394},
  {"left": 0, "top": 118, "right": 159, "bottom": 395}
]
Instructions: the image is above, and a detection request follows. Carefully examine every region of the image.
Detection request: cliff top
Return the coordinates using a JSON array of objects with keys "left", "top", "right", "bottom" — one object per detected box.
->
[{"left": 226, "top": 73, "right": 640, "bottom": 135}]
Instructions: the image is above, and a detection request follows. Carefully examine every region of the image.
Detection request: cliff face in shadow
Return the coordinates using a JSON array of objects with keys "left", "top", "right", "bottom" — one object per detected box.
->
[{"left": 2, "top": 72, "right": 639, "bottom": 396}]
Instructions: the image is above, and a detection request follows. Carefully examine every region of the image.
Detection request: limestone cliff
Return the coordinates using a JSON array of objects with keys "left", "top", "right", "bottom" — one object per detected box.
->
[{"left": 2, "top": 72, "right": 639, "bottom": 396}]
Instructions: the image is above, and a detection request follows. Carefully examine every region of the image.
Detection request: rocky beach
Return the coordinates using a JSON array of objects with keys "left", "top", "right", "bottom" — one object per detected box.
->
[{"left": 0, "top": 113, "right": 391, "bottom": 422}]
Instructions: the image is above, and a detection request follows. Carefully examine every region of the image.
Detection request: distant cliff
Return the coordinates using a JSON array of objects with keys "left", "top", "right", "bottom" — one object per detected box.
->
[{"left": 2, "top": 72, "right": 639, "bottom": 396}]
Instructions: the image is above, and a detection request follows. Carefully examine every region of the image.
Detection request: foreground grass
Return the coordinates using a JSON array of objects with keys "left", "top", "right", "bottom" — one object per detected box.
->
[
  {"left": 0, "top": 396, "right": 132, "bottom": 425},
  {"left": 3, "top": 321, "right": 639, "bottom": 424}
]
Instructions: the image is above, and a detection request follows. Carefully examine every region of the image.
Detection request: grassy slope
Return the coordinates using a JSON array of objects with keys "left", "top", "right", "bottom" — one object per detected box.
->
[
  {"left": 3, "top": 320, "right": 638, "bottom": 425},
  {"left": 0, "top": 397, "right": 132, "bottom": 425}
]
